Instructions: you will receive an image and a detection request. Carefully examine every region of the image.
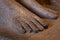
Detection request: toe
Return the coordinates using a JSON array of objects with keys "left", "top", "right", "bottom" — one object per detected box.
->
[
  {"left": 13, "top": 17, "right": 26, "bottom": 34},
  {"left": 34, "top": 16, "right": 48, "bottom": 29},
  {"left": 18, "top": 26, "right": 26, "bottom": 34},
  {"left": 21, "top": 22, "right": 32, "bottom": 33}
]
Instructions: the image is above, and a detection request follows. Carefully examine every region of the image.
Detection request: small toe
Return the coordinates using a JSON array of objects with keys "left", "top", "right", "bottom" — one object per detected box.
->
[
  {"left": 21, "top": 22, "right": 32, "bottom": 33},
  {"left": 34, "top": 16, "right": 48, "bottom": 29}
]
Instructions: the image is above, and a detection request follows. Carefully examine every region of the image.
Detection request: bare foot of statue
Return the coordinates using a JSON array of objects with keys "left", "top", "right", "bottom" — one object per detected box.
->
[
  {"left": 0, "top": 0, "right": 58, "bottom": 40},
  {"left": 0, "top": 0, "right": 48, "bottom": 34}
]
